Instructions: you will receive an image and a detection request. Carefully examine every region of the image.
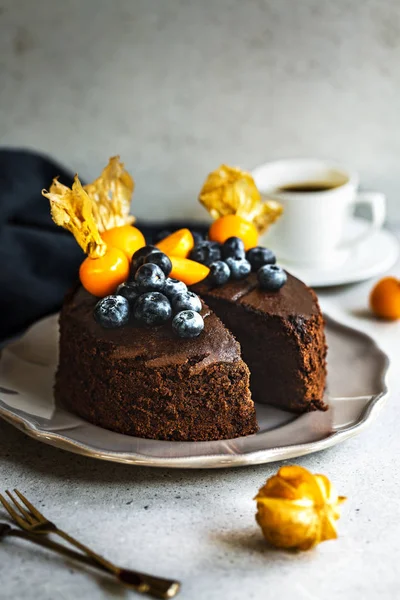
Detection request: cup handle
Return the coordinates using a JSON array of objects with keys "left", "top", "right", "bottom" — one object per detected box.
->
[{"left": 340, "top": 191, "right": 386, "bottom": 249}]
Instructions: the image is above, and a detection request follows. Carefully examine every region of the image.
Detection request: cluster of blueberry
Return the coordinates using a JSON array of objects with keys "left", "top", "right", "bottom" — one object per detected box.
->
[
  {"left": 94, "top": 246, "right": 204, "bottom": 338},
  {"left": 190, "top": 237, "right": 287, "bottom": 291}
]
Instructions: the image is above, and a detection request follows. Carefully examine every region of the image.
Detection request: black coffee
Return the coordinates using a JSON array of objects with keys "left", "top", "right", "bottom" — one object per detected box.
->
[{"left": 277, "top": 182, "right": 340, "bottom": 193}]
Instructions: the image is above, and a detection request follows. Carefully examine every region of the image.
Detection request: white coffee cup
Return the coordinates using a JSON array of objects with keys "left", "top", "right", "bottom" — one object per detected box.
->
[{"left": 252, "top": 159, "right": 386, "bottom": 268}]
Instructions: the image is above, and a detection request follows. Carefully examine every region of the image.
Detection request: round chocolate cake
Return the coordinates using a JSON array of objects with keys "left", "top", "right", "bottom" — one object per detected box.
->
[
  {"left": 55, "top": 271, "right": 326, "bottom": 441},
  {"left": 44, "top": 158, "right": 327, "bottom": 443}
]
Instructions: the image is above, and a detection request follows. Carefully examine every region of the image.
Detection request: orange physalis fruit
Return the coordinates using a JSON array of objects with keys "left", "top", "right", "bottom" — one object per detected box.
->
[
  {"left": 255, "top": 465, "right": 346, "bottom": 551},
  {"left": 169, "top": 256, "right": 210, "bottom": 286},
  {"left": 42, "top": 158, "right": 137, "bottom": 298},
  {"left": 101, "top": 225, "right": 145, "bottom": 259},
  {"left": 370, "top": 277, "right": 400, "bottom": 320},
  {"left": 209, "top": 214, "right": 258, "bottom": 250},
  {"left": 79, "top": 247, "right": 130, "bottom": 297},
  {"left": 156, "top": 228, "right": 194, "bottom": 258}
]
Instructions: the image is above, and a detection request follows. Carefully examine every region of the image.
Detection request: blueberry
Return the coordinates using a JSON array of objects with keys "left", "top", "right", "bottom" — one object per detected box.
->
[
  {"left": 153, "top": 229, "right": 172, "bottom": 244},
  {"left": 221, "top": 236, "right": 245, "bottom": 260},
  {"left": 144, "top": 250, "right": 172, "bottom": 277},
  {"left": 94, "top": 295, "right": 130, "bottom": 328},
  {"left": 208, "top": 261, "right": 231, "bottom": 286},
  {"left": 115, "top": 281, "right": 141, "bottom": 306},
  {"left": 134, "top": 292, "right": 172, "bottom": 326},
  {"left": 172, "top": 291, "right": 202, "bottom": 314},
  {"left": 172, "top": 310, "right": 204, "bottom": 338},
  {"left": 246, "top": 246, "right": 276, "bottom": 272},
  {"left": 163, "top": 278, "right": 188, "bottom": 300},
  {"left": 257, "top": 264, "right": 287, "bottom": 291},
  {"left": 134, "top": 263, "right": 165, "bottom": 293},
  {"left": 189, "top": 241, "right": 221, "bottom": 266},
  {"left": 130, "top": 245, "right": 158, "bottom": 279},
  {"left": 225, "top": 257, "right": 251, "bottom": 280},
  {"left": 191, "top": 230, "right": 205, "bottom": 245}
]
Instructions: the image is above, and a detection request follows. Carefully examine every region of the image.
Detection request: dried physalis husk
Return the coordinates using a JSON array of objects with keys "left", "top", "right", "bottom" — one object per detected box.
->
[
  {"left": 255, "top": 465, "right": 346, "bottom": 551},
  {"left": 42, "top": 156, "right": 135, "bottom": 258},
  {"left": 42, "top": 176, "right": 107, "bottom": 258},
  {"left": 84, "top": 156, "right": 135, "bottom": 232},
  {"left": 198, "top": 164, "right": 282, "bottom": 234}
]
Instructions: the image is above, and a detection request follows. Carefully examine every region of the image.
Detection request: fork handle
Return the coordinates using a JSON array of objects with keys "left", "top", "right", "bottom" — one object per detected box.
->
[
  {"left": 3, "top": 527, "right": 107, "bottom": 569},
  {"left": 118, "top": 570, "right": 181, "bottom": 598},
  {"left": 54, "top": 529, "right": 118, "bottom": 574},
  {"left": 54, "top": 528, "right": 180, "bottom": 598},
  {"left": 4, "top": 528, "right": 179, "bottom": 598}
]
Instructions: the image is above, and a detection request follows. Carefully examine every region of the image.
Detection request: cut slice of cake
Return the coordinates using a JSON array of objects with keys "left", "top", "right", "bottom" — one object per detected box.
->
[
  {"left": 55, "top": 286, "right": 258, "bottom": 441},
  {"left": 194, "top": 273, "right": 327, "bottom": 413}
]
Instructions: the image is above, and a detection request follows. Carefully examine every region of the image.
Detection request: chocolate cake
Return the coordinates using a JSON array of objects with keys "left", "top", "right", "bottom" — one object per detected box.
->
[
  {"left": 56, "top": 269, "right": 326, "bottom": 442},
  {"left": 56, "top": 286, "right": 258, "bottom": 441},
  {"left": 193, "top": 272, "right": 327, "bottom": 413},
  {"left": 45, "top": 158, "right": 327, "bottom": 442}
]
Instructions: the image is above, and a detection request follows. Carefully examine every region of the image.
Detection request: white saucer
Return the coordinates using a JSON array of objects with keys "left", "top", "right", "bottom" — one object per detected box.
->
[{"left": 272, "top": 218, "right": 399, "bottom": 288}]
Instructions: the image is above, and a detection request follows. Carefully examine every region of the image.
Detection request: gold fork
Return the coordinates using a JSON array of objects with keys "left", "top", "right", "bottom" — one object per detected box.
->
[{"left": 0, "top": 489, "right": 180, "bottom": 599}]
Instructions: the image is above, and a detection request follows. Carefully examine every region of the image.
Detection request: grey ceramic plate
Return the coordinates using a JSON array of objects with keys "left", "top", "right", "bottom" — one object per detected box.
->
[{"left": 0, "top": 311, "right": 390, "bottom": 468}]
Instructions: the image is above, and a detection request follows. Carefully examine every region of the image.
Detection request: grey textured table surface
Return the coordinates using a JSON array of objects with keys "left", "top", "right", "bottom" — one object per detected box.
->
[{"left": 1, "top": 239, "right": 400, "bottom": 600}]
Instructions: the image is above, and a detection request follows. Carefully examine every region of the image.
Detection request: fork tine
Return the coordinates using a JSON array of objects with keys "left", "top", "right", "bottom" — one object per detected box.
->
[
  {"left": 5, "top": 490, "right": 35, "bottom": 524},
  {"left": 0, "top": 494, "right": 27, "bottom": 528},
  {"left": 14, "top": 489, "right": 46, "bottom": 521}
]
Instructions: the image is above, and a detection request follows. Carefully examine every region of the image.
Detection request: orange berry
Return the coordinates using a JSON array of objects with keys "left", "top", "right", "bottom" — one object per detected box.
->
[
  {"left": 101, "top": 225, "right": 145, "bottom": 259},
  {"left": 208, "top": 215, "right": 258, "bottom": 250},
  {"left": 79, "top": 247, "right": 130, "bottom": 297},
  {"left": 169, "top": 256, "right": 210, "bottom": 286},
  {"left": 370, "top": 277, "right": 400, "bottom": 320},
  {"left": 156, "top": 228, "right": 194, "bottom": 258}
]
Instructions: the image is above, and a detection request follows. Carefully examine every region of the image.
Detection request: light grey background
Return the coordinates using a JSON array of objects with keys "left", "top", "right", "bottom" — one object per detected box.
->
[{"left": 1, "top": 0, "right": 399, "bottom": 223}]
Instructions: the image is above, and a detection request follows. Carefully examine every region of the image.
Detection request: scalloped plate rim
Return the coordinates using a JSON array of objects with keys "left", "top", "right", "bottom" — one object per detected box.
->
[{"left": 0, "top": 312, "right": 390, "bottom": 469}]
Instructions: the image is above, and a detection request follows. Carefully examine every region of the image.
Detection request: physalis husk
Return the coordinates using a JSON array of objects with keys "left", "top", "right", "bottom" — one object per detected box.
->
[
  {"left": 84, "top": 156, "right": 135, "bottom": 232},
  {"left": 42, "top": 175, "right": 107, "bottom": 258},
  {"left": 255, "top": 465, "right": 346, "bottom": 551},
  {"left": 198, "top": 164, "right": 282, "bottom": 234},
  {"left": 42, "top": 156, "right": 135, "bottom": 258}
]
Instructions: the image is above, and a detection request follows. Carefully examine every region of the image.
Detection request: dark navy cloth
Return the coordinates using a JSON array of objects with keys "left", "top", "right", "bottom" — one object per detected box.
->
[{"left": 0, "top": 148, "right": 207, "bottom": 341}]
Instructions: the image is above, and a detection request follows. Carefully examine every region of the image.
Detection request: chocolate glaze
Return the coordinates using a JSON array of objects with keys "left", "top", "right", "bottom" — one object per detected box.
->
[
  {"left": 67, "top": 286, "right": 240, "bottom": 369},
  {"left": 194, "top": 272, "right": 318, "bottom": 318}
]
